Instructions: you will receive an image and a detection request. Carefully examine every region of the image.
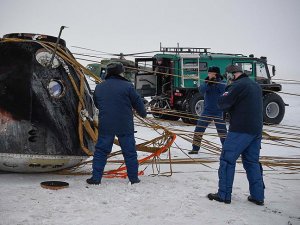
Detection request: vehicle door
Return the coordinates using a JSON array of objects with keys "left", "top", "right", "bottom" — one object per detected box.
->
[{"left": 135, "top": 58, "right": 156, "bottom": 97}]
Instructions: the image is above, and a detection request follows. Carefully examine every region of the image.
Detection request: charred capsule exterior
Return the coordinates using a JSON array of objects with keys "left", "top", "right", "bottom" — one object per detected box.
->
[{"left": 0, "top": 33, "right": 95, "bottom": 172}]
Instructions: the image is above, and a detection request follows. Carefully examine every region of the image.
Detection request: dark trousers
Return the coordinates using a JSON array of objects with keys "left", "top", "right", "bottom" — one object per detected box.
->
[
  {"left": 92, "top": 133, "right": 139, "bottom": 183},
  {"left": 218, "top": 132, "right": 265, "bottom": 201},
  {"left": 192, "top": 113, "right": 227, "bottom": 151}
]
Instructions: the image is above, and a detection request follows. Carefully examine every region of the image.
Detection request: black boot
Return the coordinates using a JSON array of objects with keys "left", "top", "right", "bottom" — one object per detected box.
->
[
  {"left": 207, "top": 193, "right": 231, "bottom": 204},
  {"left": 86, "top": 178, "right": 101, "bottom": 185},
  {"left": 188, "top": 150, "right": 199, "bottom": 154},
  {"left": 130, "top": 178, "right": 141, "bottom": 185},
  {"left": 248, "top": 196, "right": 264, "bottom": 206}
]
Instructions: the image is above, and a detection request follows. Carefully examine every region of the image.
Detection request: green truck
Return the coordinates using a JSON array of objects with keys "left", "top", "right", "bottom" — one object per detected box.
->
[{"left": 135, "top": 46, "right": 285, "bottom": 124}]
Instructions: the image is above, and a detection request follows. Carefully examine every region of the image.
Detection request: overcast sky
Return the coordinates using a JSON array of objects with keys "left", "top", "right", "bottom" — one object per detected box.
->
[{"left": 1, "top": 0, "right": 300, "bottom": 79}]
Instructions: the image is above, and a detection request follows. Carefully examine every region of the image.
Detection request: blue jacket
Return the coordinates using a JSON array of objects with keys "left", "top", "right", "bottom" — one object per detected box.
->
[
  {"left": 218, "top": 74, "right": 263, "bottom": 134},
  {"left": 93, "top": 75, "right": 146, "bottom": 135},
  {"left": 199, "top": 77, "right": 226, "bottom": 115}
]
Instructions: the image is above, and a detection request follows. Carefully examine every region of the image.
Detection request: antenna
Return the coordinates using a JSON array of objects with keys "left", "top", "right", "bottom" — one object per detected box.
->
[{"left": 48, "top": 26, "right": 68, "bottom": 68}]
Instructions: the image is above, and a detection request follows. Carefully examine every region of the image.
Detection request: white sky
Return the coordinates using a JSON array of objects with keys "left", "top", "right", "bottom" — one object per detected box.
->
[{"left": 1, "top": 0, "right": 300, "bottom": 79}]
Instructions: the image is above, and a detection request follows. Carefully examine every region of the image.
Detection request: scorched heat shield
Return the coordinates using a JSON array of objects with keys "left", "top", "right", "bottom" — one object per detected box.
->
[{"left": 0, "top": 33, "right": 95, "bottom": 172}]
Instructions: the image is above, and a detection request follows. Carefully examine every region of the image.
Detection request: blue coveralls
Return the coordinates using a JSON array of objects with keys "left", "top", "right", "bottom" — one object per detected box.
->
[
  {"left": 92, "top": 75, "right": 146, "bottom": 183},
  {"left": 217, "top": 74, "right": 265, "bottom": 202},
  {"left": 192, "top": 77, "right": 227, "bottom": 152}
]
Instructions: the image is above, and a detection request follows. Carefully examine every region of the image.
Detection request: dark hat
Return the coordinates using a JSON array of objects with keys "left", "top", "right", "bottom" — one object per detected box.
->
[
  {"left": 225, "top": 64, "right": 243, "bottom": 73},
  {"left": 208, "top": 66, "right": 220, "bottom": 74},
  {"left": 106, "top": 62, "right": 125, "bottom": 77},
  {"left": 156, "top": 56, "right": 163, "bottom": 61}
]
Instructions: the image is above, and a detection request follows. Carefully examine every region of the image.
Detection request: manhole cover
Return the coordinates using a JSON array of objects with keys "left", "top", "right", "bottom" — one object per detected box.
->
[{"left": 40, "top": 181, "right": 69, "bottom": 190}]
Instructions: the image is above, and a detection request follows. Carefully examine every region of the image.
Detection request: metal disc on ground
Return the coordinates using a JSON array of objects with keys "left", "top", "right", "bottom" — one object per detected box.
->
[{"left": 40, "top": 181, "right": 69, "bottom": 190}]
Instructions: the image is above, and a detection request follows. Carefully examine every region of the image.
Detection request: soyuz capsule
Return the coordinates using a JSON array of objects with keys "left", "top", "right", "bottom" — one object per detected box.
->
[{"left": 0, "top": 33, "right": 95, "bottom": 172}]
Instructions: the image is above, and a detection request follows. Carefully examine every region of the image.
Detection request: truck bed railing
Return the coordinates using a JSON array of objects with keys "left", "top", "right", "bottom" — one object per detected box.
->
[{"left": 160, "top": 43, "right": 210, "bottom": 54}]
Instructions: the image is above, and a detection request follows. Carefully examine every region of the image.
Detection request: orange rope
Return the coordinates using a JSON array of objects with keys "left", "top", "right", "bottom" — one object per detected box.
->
[{"left": 103, "top": 131, "right": 176, "bottom": 178}]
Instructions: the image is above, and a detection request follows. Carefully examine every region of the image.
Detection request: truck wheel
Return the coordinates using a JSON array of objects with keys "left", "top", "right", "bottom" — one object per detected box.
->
[
  {"left": 263, "top": 92, "right": 285, "bottom": 124},
  {"left": 190, "top": 93, "right": 204, "bottom": 116},
  {"left": 149, "top": 99, "right": 179, "bottom": 121},
  {"left": 181, "top": 117, "right": 191, "bottom": 123},
  {"left": 181, "top": 93, "right": 203, "bottom": 124}
]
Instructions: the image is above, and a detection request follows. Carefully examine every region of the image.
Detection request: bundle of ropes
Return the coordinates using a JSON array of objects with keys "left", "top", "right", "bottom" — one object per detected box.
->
[
  {"left": 1, "top": 37, "right": 177, "bottom": 177},
  {"left": 1, "top": 37, "right": 299, "bottom": 176}
]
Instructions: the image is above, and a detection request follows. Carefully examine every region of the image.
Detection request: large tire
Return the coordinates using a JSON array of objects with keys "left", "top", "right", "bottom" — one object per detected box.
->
[
  {"left": 166, "top": 115, "right": 180, "bottom": 121},
  {"left": 190, "top": 93, "right": 204, "bottom": 116},
  {"left": 181, "top": 117, "right": 191, "bottom": 124},
  {"left": 181, "top": 93, "right": 203, "bottom": 124},
  {"left": 150, "top": 99, "right": 180, "bottom": 121},
  {"left": 263, "top": 92, "right": 285, "bottom": 124}
]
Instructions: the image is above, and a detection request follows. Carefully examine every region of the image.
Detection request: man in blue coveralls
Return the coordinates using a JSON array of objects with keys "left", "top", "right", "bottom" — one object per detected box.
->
[
  {"left": 87, "top": 62, "right": 147, "bottom": 185},
  {"left": 189, "top": 66, "right": 227, "bottom": 154},
  {"left": 207, "top": 65, "right": 265, "bottom": 205}
]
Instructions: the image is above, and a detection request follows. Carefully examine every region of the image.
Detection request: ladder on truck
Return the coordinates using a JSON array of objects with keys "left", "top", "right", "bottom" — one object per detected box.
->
[
  {"left": 180, "top": 55, "right": 200, "bottom": 88},
  {"left": 159, "top": 44, "right": 210, "bottom": 88}
]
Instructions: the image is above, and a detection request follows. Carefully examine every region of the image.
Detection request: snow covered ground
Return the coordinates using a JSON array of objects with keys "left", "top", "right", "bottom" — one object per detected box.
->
[{"left": 0, "top": 84, "right": 299, "bottom": 225}]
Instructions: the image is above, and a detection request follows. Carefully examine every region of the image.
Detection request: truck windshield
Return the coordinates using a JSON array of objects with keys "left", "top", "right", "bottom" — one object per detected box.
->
[
  {"left": 256, "top": 63, "right": 269, "bottom": 80},
  {"left": 235, "top": 62, "right": 253, "bottom": 77}
]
